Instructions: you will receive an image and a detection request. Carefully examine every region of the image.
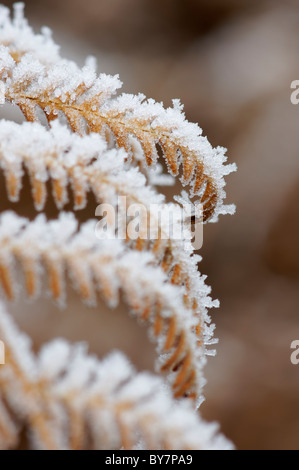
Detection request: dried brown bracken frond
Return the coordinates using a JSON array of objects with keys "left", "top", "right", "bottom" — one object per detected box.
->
[
  {"left": 0, "top": 4, "right": 236, "bottom": 224},
  {"left": 0, "top": 4, "right": 236, "bottom": 450},
  {"left": 0, "top": 211, "right": 208, "bottom": 401},
  {"left": 0, "top": 119, "right": 164, "bottom": 212},
  {"left": 0, "top": 120, "right": 219, "bottom": 376},
  {"left": 0, "top": 302, "right": 233, "bottom": 450}
]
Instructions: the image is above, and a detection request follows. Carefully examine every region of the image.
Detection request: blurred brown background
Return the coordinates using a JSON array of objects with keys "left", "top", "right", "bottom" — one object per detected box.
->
[{"left": 3, "top": 0, "right": 299, "bottom": 450}]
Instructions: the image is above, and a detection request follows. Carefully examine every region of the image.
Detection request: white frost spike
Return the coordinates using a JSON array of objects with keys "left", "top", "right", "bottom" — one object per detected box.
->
[
  {"left": 0, "top": 4, "right": 60, "bottom": 64},
  {"left": 0, "top": 45, "right": 14, "bottom": 78},
  {"left": 13, "top": 3, "right": 25, "bottom": 29}
]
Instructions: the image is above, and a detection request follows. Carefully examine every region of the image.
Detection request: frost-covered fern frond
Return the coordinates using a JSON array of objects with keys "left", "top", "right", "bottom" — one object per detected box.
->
[
  {"left": 0, "top": 120, "right": 219, "bottom": 371},
  {"left": 0, "top": 4, "right": 236, "bottom": 223},
  {"left": 0, "top": 3, "right": 236, "bottom": 450},
  {"left": 0, "top": 302, "right": 234, "bottom": 450},
  {"left": 0, "top": 119, "right": 164, "bottom": 211},
  {"left": 0, "top": 211, "right": 209, "bottom": 401}
]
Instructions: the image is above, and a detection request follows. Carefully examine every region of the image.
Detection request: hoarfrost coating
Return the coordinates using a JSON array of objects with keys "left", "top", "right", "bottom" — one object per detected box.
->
[
  {"left": 0, "top": 3, "right": 236, "bottom": 223},
  {"left": 0, "top": 2, "right": 236, "bottom": 450},
  {"left": 0, "top": 301, "right": 234, "bottom": 450}
]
